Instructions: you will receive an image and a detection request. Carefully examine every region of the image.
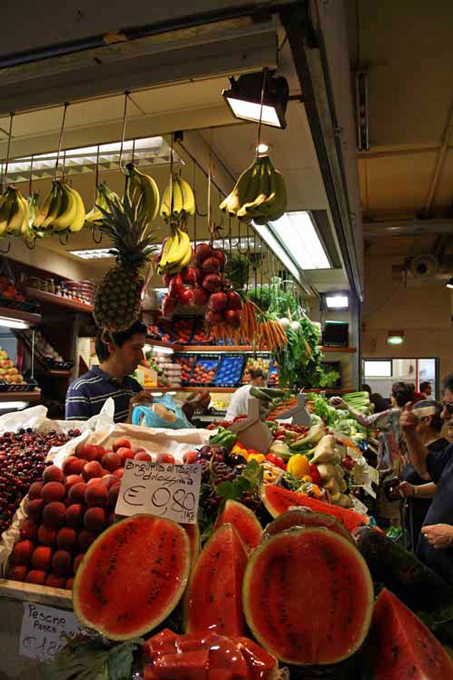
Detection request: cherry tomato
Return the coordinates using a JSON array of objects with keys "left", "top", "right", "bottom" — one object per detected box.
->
[{"left": 266, "top": 453, "right": 286, "bottom": 470}]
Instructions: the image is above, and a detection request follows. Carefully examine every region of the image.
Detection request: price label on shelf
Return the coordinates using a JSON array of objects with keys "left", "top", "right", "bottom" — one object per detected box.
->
[
  {"left": 19, "top": 602, "right": 81, "bottom": 664},
  {"left": 351, "top": 496, "right": 369, "bottom": 515},
  {"left": 366, "top": 466, "right": 380, "bottom": 485},
  {"left": 115, "top": 460, "right": 201, "bottom": 524}
]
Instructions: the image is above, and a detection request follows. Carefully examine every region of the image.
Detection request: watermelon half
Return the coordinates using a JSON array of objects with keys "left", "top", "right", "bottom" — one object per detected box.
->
[
  {"left": 215, "top": 500, "right": 262, "bottom": 552},
  {"left": 262, "top": 484, "right": 369, "bottom": 534},
  {"left": 73, "top": 515, "right": 190, "bottom": 640},
  {"left": 243, "top": 527, "right": 374, "bottom": 665},
  {"left": 370, "top": 588, "right": 453, "bottom": 679},
  {"left": 262, "top": 508, "right": 353, "bottom": 544},
  {"left": 184, "top": 523, "right": 248, "bottom": 636}
]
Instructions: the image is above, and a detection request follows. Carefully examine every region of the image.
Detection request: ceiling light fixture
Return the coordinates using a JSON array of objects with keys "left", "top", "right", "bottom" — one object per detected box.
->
[
  {"left": 256, "top": 143, "right": 269, "bottom": 154},
  {"left": 145, "top": 344, "right": 174, "bottom": 355},
  {"left": 447, "top": 277, "right": 453, "bottom": 290},
  {"left": 223, "top": 71, "right": 289, "bottom": 129},
  {"left": 325, "top": 294, "right": 349, "bottom": 310},
  {"left": 70, "top": 249, "right": 117, "bottom": 260},
  {"left": 0, "top": 316, "right": 29, "bottom": 330},
  {"left": 387, "top": 330, "right": 405, "bottom": 346}
]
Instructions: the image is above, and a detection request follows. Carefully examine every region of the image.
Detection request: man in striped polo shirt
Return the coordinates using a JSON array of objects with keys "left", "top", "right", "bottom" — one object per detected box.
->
[{"left": 65, "top": 322, "right": 150, "bottom": 423}]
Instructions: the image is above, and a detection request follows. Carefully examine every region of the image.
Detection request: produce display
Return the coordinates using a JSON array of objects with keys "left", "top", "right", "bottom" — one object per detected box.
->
[
  {"left": 0, "top": 185, "right": 32, "bottom": 238},
  {"left": 171, "top": 317, "right": 195, "bottom": 344},
  {"left": 84, "top": 181, "right": 120, "bottom": 224},
  {"left": 0, "top": 428, "right": 79, "bottom": 536},
  {"left": 242, "top": 356, "right": 270, "bottom": 384},
  {"left": 31, "top": 181, "right": 86, "bottom": 235},
  {"left": 0, "top": 274, "right": 27, "bottom": 305},
  {"left": 189, "top": 357, "right": 218, "bottom": 386},
  {"left": 174, "top": 355, "right": 196, "bottom": 385},
  {"left": 214, "top": 355, "right": 245, "bottom": 387},
  {"left": 0, "top": 346, "right": 27, "bottom": 386}
]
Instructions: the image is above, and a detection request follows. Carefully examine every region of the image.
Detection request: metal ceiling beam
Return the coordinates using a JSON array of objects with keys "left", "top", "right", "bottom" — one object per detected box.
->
[
  {"left": 421, "top": 92, "right": 453, "bottom": 218},
  {"left": 364, "top": 219, "right": 453, "bottom": 237}
]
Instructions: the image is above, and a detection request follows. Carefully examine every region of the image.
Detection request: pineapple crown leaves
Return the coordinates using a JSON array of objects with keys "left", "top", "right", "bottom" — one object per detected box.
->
[{"left": 96, "top": 192, "right": 158, "bottom": 267}]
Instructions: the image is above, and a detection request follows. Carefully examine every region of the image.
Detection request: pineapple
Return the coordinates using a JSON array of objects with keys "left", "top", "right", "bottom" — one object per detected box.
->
[{"left": 93, "top": 193, "right": 157, "bottom": 334}]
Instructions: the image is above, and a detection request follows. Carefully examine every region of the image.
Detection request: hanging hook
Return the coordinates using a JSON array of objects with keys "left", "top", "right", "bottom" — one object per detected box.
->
[
  {"left": 54, "top": 102, "right": 69, "bottom": 181},
  {"left": 24, "top": 235, "right": 37, "bottom": 250},
  {"left": 236, "top": 218, "right": 249, "bottom": 255},
  {"left": 118, "top": 91, "right": 130, "bottom": 175},
  {"left": 255, "top": 68, "right": 268, "bottom": 159},
  {"left": 0, "top": 239, "right": 11, "bottom": 254},
  {"left": 2, "top": 113, "right": 14, "bottom": 193},
  {"left": 91, "top": 224, "right": 103, "bottom": 244},
  {"left": 59, "top": 232, "right": 69, "bottom": 246},
  {"left": 27, "top": 154, "right": 34, "bottom": 197}
]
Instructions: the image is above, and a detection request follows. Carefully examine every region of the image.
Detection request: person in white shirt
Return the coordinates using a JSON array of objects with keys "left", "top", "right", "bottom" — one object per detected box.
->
[{"left": 226, "top": 369, "right": 267, "bottom": 420}]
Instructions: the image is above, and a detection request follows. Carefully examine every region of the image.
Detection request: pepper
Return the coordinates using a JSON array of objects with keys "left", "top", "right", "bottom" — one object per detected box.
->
[
  {"left": 231, "top": 442, "right": 248, "bottom": 456},
  {"left": 265, "top": 453, "right": 286, "bottom": 470},
  {"left": 309, "top": 464, "right": 323, "bottom": 486},
  {"left": 287, "top": 454, "right": 310, "bottom": 478},
  {"left": 209, "top": 428, "right": 237, "bottom": 451},
  {"left": 247, "top": 453, "right": 266, "bottom": 464}
]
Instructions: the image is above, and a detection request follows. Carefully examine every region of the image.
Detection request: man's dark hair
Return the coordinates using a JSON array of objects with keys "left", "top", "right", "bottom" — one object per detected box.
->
[
  {"left": 420, "top": 381, "right": 431, "bottom": 393},
  {"left": 442, "top": 374, "right": 453, "bottom": 393},
  {"left": 362, "top": 384, "right": 372, "bottom": 394},
  {"left": 95, "top": 321, "right": 147, "bottom": 362},
  {"left": 249, "top": 368, "right": 266, "bottom": 381},
  {"left": 391, "top": 381, "right": 415, "bottom": 407}
]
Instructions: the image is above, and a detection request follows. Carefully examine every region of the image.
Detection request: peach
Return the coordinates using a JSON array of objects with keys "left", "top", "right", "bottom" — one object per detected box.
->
[
  {"left": 11, "top": 540, "right": 34, "bottom": 566},
  {"left": 113, "top": 468, "right": 124, "bottom": 479},
  {"left": 28, "top": 481, "right": 43, "bottom": 500},
  {"left": 46, "top": 574, "right": 67, "bottom": 589},
  {"left": 63, "top": 456, "right": 85, "bottom": 475},
  {"left": 28, "top": 499, "right": 44, "bottom": 522},
  {"left": 65, "top": 504, "right": 84, "bottom": 529},
  {"left": 41, "top": 481, "right": 66, "bottom": 504},
  {"left": 68, "top": 482, "right": 87, "bottom": 504},
  {"left": 102, "top": 452, "right": 121, "bottom": 472},
  {"left": 78, "top": 529, "right": 98, "bottom": 551},
  {"left": 20, "top": 519, "right": 39, "bottom": 541},
  {"left": 56, "top": 527, "right": 77, "bottom": 551},
  {"left": 134, "top": 451, "right": 153, "bottom": 462},
  {"left": 42, "top": 501, "right": 66, "bottom": 528},
  {"left": 65, "top": 474, "right": 84, "bottom": 491},
  {"left": 25, "top": 570, "right": 47, "bottom": 585},
  {"left": 73, "top": 553, "right": 84, "bottom": 573},
  {"left": 112, "top": 438, "right": 131, "bottom": 452},
  {"left": 38, "top": 524, "right": 57, "bottom": 546},
  {"left": 117, "top": 447, "right": 134, "bottom": 463},
  {"left": 108, "top": 485, "right": 120, "bottom": 508},
  {"left": 32, "top": 546, "right": 53, "bottom": 570},
  {"left": 52, "top": 550, "right": 72, "bottom": 576},
  {"left": 84, "top": 507, "right": 106, "bottom": 532},
  {"left": 42, "top": 465, "right": 65, "bottom": 484},
  {"left": 85, "top": 483, "right": 108, "bottom": 508},
  {"left": 6, "top": 565, "right": 27, "bottom": 581},
  {"left": 82, "top": 461, "right": 103, "bottom": 481}
]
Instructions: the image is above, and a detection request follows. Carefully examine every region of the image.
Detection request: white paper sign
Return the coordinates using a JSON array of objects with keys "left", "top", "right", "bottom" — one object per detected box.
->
[
  {"left": 115, "top": 460, "right": 201, "bottom": 524},
  {"left": 19, "top": 602, "right": 81, "bottom": 663},
  {"left": 363, "top": 483, "right": 377, "bottom": 499},
  {"left": 351, "top": 495, "right": 369, "bottom": 515},
  {"left": 366, "top": 465, "right": 380, "bottom": 485}
]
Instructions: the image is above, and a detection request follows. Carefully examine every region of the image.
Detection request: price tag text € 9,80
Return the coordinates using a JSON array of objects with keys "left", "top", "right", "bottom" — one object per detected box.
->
[{"left": 114, "top": 460, "right": 202, "bottom": 524}]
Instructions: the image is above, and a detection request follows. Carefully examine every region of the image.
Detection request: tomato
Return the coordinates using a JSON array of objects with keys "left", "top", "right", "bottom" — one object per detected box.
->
[{"left": 265, "top": 454, "right": 286, "bottom": 470}]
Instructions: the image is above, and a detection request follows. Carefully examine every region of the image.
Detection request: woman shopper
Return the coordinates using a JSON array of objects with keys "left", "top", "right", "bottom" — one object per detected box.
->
[{"left": 397, "top": 400, "right": 449, "bottom": 552}]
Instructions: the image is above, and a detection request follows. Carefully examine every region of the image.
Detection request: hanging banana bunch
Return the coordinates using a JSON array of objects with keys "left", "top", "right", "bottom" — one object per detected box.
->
[
  {"left": 160, "top": 174, "right": 196, "bottom": 223},
  {"left": 0, "top": 186, "right": 30, "bottom": 237},
  {"left": 126, "top": 164, "right": 160, "bottom": 224},
  {"left": 32, "top": 181, "right": 86, "bottom": 234},
  {"left": 85, "top": 182, "right": 120, "bottom": 224},
  {"left": 220, "top": 155, "right": 287, "bottom": 224},
  {"left": 22, "top": 192, "right": 45, "bottom": 243}
]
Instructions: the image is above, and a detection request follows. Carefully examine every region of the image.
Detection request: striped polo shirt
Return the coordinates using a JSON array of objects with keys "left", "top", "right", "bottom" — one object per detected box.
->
[{"left": 65, "top": 366, "right": 142, "bottom": 423}]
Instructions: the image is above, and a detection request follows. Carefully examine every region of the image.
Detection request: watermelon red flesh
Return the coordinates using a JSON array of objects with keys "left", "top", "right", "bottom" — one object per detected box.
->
[
  {"left": 263, "top": 508, "right": 353, "bottom": 543},
  {"left": 153, "top": 650, "right": 210, "bottom": 679},
  {"left": 262, "top": 485, "right": 368, "bottom": 533},
  {"left": 185, "top": 523, "right": 248, "bottom": 636},
  {"left": 370, "top": 588, "right": 453, "bottom": 680},
  {"left": 73, "top": 515, "right": 190, "bottom": 640},
  {"left": 243, "top": 527, "right": 374, "bottom": 665},
  {"left": 216, "top": 500, "right": 262, "bottom": 552},
  {"left": 182, "top": 523, "right": 201, "bottom": 567}
]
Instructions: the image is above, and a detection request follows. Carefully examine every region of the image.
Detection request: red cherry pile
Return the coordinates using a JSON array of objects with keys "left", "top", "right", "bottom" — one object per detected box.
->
[
  {"left": 6, "top": 438, "right": 176, "bottom": 589},
  {"left": 0, "top": 428, "right": 79, "bottom": 537}
]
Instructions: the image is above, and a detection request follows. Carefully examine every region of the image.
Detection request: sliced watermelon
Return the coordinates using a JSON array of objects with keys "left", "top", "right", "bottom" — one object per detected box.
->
[
  {"left": 182, "top": 522, "right": 201, "bottom": 568},
  {"left": 153, "top": 650, "right": 209, "bottom": 680},
  {"left": 73, "top": 515, "right": 190, "bottom": 640},
  {"left": 262, "top": 508, "right": 353, "bottom": 543},
  {"left": 262, "top": 484, "right": 368, "bottom": 533},
  {"left": 243, "top": 527, "right": 374, "bottom": 665},
  {"left": 370, "top": 588, "right": 453, "bottom": 679},
  {"left": 216, "top": 500, "right": 262, "bottom": 552},
  {"left": 185, "top": 523, "right": 248, "bottom": 636}
]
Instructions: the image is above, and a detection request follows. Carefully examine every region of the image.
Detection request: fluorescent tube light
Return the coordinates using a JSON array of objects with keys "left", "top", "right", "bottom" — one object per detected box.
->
[
  {"left": 0, "top": 317, "right": 29, "bottom": 330},
  {"left": 252, "top": 223, "right": 301, "bottom": 281},
  {"left": 70, "top": 249, "right": 116, "bottom": 260},
  {"left": 270, "top": 212, "right": 331, "bottom": 270},
  {"left": 325, "top": 295, "right": 349, "bottom": 310},
  {"left": 145, "top": 344, "right": 174, "bottom": 355},
  {"left": 387, "top": 330, "right": 405, "bottom": 346}
]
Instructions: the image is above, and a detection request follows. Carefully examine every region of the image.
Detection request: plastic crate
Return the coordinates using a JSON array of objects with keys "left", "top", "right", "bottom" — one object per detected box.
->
[
  {"left": 188, "top": 354, "right": 220, "bottom": 386},
  {"left": 214, "top": 354, "right": 246, "bottom": 387},
  {"left": 0, "top": 379, "right": 39, "bottom": 392},
  {"left": 174, "top": 354, "right": 197, "bottom": 386},
  {"left": 241, "top": 355, "right": 271, "bottom": 384}
]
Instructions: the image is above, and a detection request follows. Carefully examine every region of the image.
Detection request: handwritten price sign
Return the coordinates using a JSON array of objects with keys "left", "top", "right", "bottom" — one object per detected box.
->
[
  {"left": 115, "top": 460, "right": 201, "bottom": 524},
  {"left": 19, "top": 603, "right": 81, "bottom": 663}
]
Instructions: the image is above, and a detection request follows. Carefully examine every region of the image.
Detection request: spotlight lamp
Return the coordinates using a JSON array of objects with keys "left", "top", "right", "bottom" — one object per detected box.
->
[
  {"left": 447, "top": 277, "right": 453, "bottom": 290},
  {"left": 222, "top": 71, "right": 289, "bottom": 129},
  {"left": 387, "top": 330, "right": 405, "bottom": 346}
]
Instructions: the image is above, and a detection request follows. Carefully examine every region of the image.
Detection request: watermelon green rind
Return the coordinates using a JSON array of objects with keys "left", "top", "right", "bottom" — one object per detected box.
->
[
  {"left": 73, "top": 515, "right": 191, "bottom": 641},
  {"left": 216, "top": 500, "right": 262, "bottom": 552},
  {"left": 263, "top": 508, "right": 354, "bottom": 544},
  {"left": 370, "top": 588, "right": 453, "bottom": 679},
  {"left": 243, "top": 527, "right": 374, "bottom": 665},
  {"left": 184, "top": 523, "right": 248, "bottom": 637},
  {"left": 182, "top": 522, "right": 201, "bottom": 568},
  {"left": 262, "top": 484, "right": 369, "bottom": 533}
]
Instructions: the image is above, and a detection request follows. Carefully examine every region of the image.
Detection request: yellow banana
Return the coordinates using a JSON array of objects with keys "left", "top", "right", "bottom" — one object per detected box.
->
[
  {"left": 7, "top": 190, "right": 26, "bottom": 235},
  {"left": 172, "top": 177, "right": 184, "bottom": 217},
  {"left": 0, "top": 190, "right": 13, "bottom": 235},
  {"left": 159, "top": 232, "right": 177, "bottom": 269},
  {"left": 179, "top": 240, "right": 193, "bottom": 268},
  {"left": 178, "top": 177, "right": 196, "bottom": 216},
  {"left": 52, "top": 182, "right": 77, "bottom": 231},
  {"left": 68, "top": 186, "right": 86, "bottom": 232},
  {"left": 33, "top": 185, "right": 54, "bottom": 228},
  {"left": 236, "top": 162, "right": 263, "bottom": 220},
  {"left": 42, "top": 183, "right": 63, "bottom": 229},
  {"left": 19, "top": 195, "right": 30, "bottom": 234},
  {"left": 136, "top": 168, "right": 160, "bottom": 221}
]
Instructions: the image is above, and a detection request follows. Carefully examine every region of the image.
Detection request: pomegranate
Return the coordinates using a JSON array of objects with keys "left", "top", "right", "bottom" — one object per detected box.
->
[
  {"left": 205, "top": 310, "right": 224, "bottom": 325},
  {"left": 208, "top": 291, "right": 228, "bottom": 312},
  {"left": 180, "top": 267, "right": 197, "bottom": 286},
  {"left": 201, "top": 257, "right": 220, "bottom": 273},
  {"left": 163, "top": 273, "right": 172, "bottom": 287},
  {"left": 168, "top": 274, "right": 184, "bottom": 298},
  {"left": 192, "top": 287, "right": 209, "bottom": 306},
  {"left": 224, "top": 309, "right": 241, "bottom": 327},
  {"left": 162, "top": 294, "right": 177, "bottom": 319},
  {"left": 212, "top": 248, "right": 227, "bottom": 269},
  {"left": 195, "top": 242, "right": 212, "bottom": 265},
  {"left": 193, "top": 266, "right": 203, "bottom": 285},
  {"left": 202, "top": 274, "right": 221, "bottom": 293},
  {"left": 178, "top": 288, "right": 196, "bottom": 307},
  {"left": 226, "top": 290, "right": 242, "bottom": 310}
]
